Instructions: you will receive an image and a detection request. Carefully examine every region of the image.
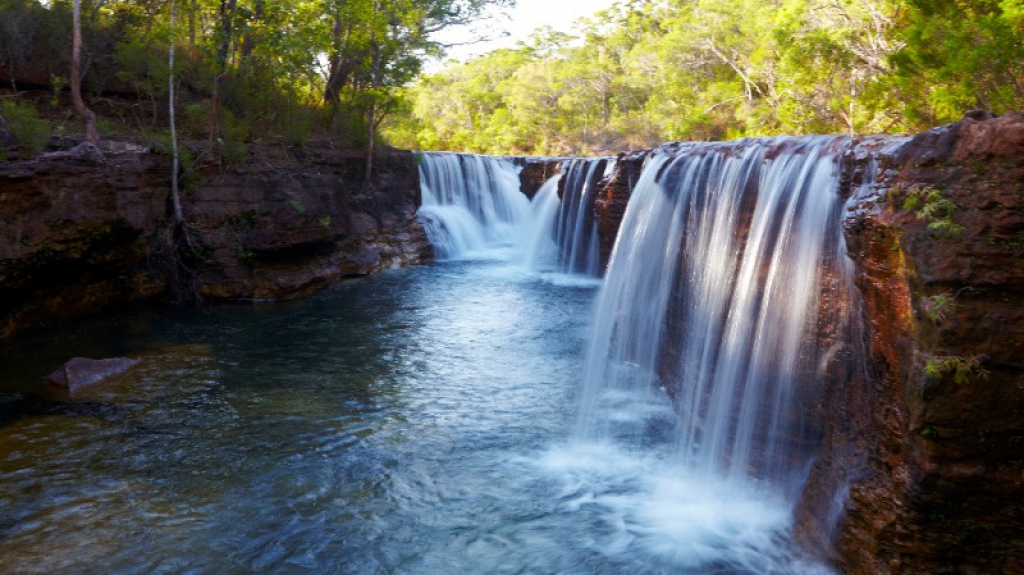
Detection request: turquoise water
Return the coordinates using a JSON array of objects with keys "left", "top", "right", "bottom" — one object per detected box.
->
[
  {"left": 0, "top": 261, "right": 601, "bottom": 574},
  {"left": 0, "top": 257, "right": 830, "bottom": 575}
]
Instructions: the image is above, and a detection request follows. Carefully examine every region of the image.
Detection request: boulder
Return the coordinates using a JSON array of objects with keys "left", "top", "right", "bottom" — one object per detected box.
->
[{"left": 46, "top": 357, "right": 140, "bottom": 393}]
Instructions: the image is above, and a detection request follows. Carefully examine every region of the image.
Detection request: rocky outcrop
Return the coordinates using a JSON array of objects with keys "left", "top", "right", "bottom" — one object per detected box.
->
[
  {"left": 513, "top": 156, "right": 563, "bottom": 199},
  {"left": 594, "top": 150, "right": 646, "bottom": 264},
  {"left": 588, "top": 113, "right": 1024, "bottom": 574},
  {"left": 811, "top": 112, "right": 1024, "bottom": 575},
  {"left": 0, "top": 144, "right": 432, "bottom": 338}
]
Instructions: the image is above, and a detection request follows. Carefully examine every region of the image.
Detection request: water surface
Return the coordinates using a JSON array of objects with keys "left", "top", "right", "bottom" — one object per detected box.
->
[{"left": 0, "top": 257, "right": 829, "bottom": 575}]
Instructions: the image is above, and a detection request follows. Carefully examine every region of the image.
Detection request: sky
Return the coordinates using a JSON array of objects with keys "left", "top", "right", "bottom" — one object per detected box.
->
[{"left": 427, "top": 0, "right": 621, "bottom": 71}]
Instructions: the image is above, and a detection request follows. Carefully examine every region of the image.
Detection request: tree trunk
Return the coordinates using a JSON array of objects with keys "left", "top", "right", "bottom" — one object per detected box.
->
[
  {"left": 238, "top": 0, "right": 263, "bottom": 78},
  {"left": 169, "top": 0, "right": 183, "bottom": 226},
  {"left": 364, "top": 98, "right": 377, "bottom": 188},
  {"left": 210, "top": 0, "right": 237, "bottom": 142},
  {"left": 71, "top": 0, "right": 99, "bottom": 144},
  {"left": 164, "top": 0, "right": 200, "bottom": 306},
  {"left": 364, "top": 36, "right": 383, "bottom": 189},
  {"left": 215, "top": 0, "right": 237, "bottom": 71},
  {"left": 324, "top": 15, "right": 354, "bottom": 110}
]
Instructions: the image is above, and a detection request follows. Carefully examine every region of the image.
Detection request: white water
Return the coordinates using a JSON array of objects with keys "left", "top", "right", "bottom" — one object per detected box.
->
[
  {"left": 579, "top": 138, "right": 849, "bottom": 474},
  {"left": 554, "top": 158, "right": 611, "bottom": 276},
  {"left": 417, "top": 153, "right": 531, "bottom": 259},
  {"left": 571, "top": 137, "right": 852, "bottom": 572},
  {"left": 417, "top": 152, "right": 607, "bottom": 283},
  {"left": 416, "top": 142, "right": 849, "bottom": 573},
  {"left": 518, "top": 173, "right": 563, "bottom": 270}
]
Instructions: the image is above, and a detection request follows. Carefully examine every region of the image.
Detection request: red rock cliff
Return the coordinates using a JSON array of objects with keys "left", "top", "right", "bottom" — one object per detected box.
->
[
  {"left": 805, "top": 112, "right": 1024, "bottom": 575},
  {"left": 0, "top": 144, "right": 432, "bottom": 338}
]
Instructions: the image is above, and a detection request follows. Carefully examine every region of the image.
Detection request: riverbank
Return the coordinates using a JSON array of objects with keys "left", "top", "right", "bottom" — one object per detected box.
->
[{"left": 0, "top": 143, "right": 434, "bottom": 339}]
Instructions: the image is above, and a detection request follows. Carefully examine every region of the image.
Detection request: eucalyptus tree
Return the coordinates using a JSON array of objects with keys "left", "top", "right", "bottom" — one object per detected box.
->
[{"left": 72, "top": 0, "right": 100, "bottom": 143}]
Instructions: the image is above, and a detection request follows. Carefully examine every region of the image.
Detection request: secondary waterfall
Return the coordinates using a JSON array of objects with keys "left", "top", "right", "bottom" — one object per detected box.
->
[
  {"left": 520, "top": 157, "right": 613, "bottom": 277},
  {"left": 577, "top": 136, "right": 853, "bottom": 494},
  {"left": 554, "top": 158, "right": 612, "bottom": 276},
  {"left": 417, "top": 152, "right": 531, "bottom": 259}
]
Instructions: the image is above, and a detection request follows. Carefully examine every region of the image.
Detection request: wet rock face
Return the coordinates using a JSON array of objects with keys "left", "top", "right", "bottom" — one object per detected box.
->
[
  {"left": 515, "top": 157, "right": 563, "bottom": 199},
  {"left": 588, "top": 115, "right": 1024, "bottom": 574},
  {"left": 806, "top": 112, "right": 1024, "bottom": 575},
  {"left": 594, "top": 150, "right": 646, "bottom": 265},
  {"left": 0, "top": 146, "right": 432, "bottom": 338}
]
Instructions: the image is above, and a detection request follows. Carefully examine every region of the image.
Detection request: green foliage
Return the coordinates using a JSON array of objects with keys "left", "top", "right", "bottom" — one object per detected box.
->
[
  {"left": 218, "top": 111, "right": 249, "bottom": 165},
  {"left": 925, "top": 356, "right": 992, "bottom": 385},
  {"left": 3, "top": 0, "right": 1015, "bottom": 154},
  {"left": 928, "top": 219, "right": 968, "bottom": 239},
  {"left": 1, "top": 0, "right": 512, "bottom": 148},
  {"left": 890, "top": 0, "right": 1024, "bottom": 126},
  {"left": 0, "top": 99, "right": 50, "bottom": 154},
  {"left": 50, "top": 75, "right": 67, "bottom": 108},
  {"left": 921, "top": 291, "right": 956, "bottom": 325},
  {"left": 386, "top": 0, "right": 1023, "bottom": 153},
  {"left": 901, "top": 188, "right": 967, "bottom": 239}
]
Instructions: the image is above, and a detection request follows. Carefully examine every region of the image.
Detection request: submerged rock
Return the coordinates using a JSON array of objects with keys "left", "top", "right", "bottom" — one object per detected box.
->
[{"left": 46, "top": 357, "right": 140, "bottom": 393}]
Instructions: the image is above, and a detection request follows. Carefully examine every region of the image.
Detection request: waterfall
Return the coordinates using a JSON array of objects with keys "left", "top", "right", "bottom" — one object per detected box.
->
[
  {"left": 413, "top": 142, "right": 851, "bottom": 572},
  {"left": 577, "top": 136, "right": 854, "bottom": 494},
  {"left": 417, "top": 152, "right": 531, "bottom": 259},
  {"left": 519, "top": 157, "right": 613, "bottom": 277},
  {"left": 519, "top": 173, "right": 563, "bottom": 270},
  {"left": 553, "top": 158, "right": 612, "bottom": 276}
]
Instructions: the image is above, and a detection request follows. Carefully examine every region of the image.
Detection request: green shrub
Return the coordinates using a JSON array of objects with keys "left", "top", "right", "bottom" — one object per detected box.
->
[
  {"left": 926, "top": 356, "right": 991, "bottom": 385},
  {"left": 220, "top": 110, "right": 249, "bottom": 164},
  {"left": 0, "top": 100, "right": 50, "bottom": 154},
  {"left": 184, "top": 102, "right": 212, "bottom": 140},
  {"left": 921, "top": 291, "right": 956, "bottom": 325},
  {"left": 283, "top": 108, "right": 313, "bottom": 148},
  {"left": 901, "top": 188, "right": 967, "bottom": 239}
]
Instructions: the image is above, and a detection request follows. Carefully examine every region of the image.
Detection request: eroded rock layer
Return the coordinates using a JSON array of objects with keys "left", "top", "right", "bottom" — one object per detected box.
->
[
  {"left": 817, "top": 112, "right": 1024, "bottom": 575},
  {"left": 0, "top": 145, "right": 432, "bottom": 338}
]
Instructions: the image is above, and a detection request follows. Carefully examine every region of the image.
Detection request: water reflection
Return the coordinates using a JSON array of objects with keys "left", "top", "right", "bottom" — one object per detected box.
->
[{"left": 0, "top": 262, "right": 597, "bottom": 574}]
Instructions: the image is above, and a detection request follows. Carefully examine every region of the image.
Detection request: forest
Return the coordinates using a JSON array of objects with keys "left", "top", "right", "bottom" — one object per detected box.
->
[
  {"left": 0, "top": 0, "right": 512, "bottom": 157},
  {"left": 393, "top": 0, "right": 1024, "bottom": 154},
  {"left": 0, "top": 0, "right": 1021, "bottom": 156}
]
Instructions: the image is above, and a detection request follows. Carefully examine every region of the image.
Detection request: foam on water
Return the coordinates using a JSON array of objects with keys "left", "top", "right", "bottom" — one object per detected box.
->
[{"left": 531, "top": 438, "right": 833, "bottom": 574}]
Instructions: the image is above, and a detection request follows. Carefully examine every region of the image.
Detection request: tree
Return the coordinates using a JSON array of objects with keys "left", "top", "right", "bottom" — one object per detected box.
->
[
  {"left": 890, "top": 0, "right": 1024, "bottom": 126},
  {"left": 71, "top": 0, "right": 100, "bottom": 144}
]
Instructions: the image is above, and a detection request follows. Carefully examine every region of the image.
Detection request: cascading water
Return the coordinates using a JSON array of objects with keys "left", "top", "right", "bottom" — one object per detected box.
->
[
  {"left": 567, "top": 136, "right": 853, "bottom": 573},
  {"left": 518, "top": 173, "right": 563, "bottom": 270},
  {"left": 520, "top": 157, "right": 612, "bottom": 277},
  {"left": 417, "top": 152, "right": 531, "bottom": 259},
  {"left": 412, "top": 143, "right": 849, "bottom": 572},
  {"left": 554, "top": 158, "right": 612, "bottom": 276}
]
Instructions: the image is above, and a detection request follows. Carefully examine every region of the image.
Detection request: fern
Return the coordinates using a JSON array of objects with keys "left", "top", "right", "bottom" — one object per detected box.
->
[
  {"left": 928, "top": 219, "right": 967, "bottom": 239},
  {"left": 921, "top": 292, "right": 956, "bottom": 325},
  {"left": 926, "top": 356, "right": 991, "bottom": 385},
  {"left": 901, "top": 188, "right": 965, "bottom": 240}
]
